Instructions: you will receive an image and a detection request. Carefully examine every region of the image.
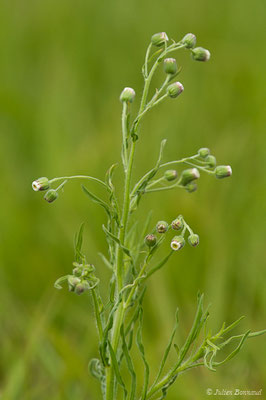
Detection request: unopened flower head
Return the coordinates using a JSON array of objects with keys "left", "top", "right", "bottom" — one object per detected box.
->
[
  {"left": 156, "top": 221, "right": 168, "bottom": 234},
  {"left": 145, "top": 234, "right": 157, "bottom": 247},
  {"left": 44, "top": 189, "right": 58, "bottom": 203},
  {"left": 68, "top": 276, "right": 81, "bottom": 292},
  {"left": 206, "top": 155, "right": 216, "bottom": 168},
  {"left": 120, "top": 87, "right": 136, "bottom": 103},
  {"left": 164, "top": 169, "right": 178, "bottom": 181},
  {"left": 179, "top": 168, "right": 200, "bottom": 186},
  {"left": 166, "top": 82, "right": 184, "bottom": 98},
  {"left": 32, "top": 177, "right": 50, "bottom": 191},
  {"left": 171, "top": 235, "right": 185, "bottom": 251},
  {"left": 171, "top": 217, "right": 184, "bottom": 231},
  {"left": 182, "top": 33, "right": 197, "bottom": 49},
  {"left": 198, "top": 147, "right": 210, "bottom": 158},
  {"left": 164, "top": 58, "right": 177, "bottom": 75},
  {"left": 191, "top": 47, "right": 211, "bottom": 62},
  {"left": 186, "top": 182, "right": 198, "bottom": 193},
  {"left": 215, "top": 165, "right": 232, "bottom": 179},
  {"left": 151, "top": 32, "right": 169, "bottom": 47},
  {"left": 188, "top": 233, "right": 200, "bottom": 247}
]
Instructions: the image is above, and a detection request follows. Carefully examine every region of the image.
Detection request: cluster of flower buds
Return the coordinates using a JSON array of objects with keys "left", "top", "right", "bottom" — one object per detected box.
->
[
  {"left": 170, "top": 215, "right": 199, "bottom": 251},
  {"left": 68, "top": 262, "right": 99, "bottom": 295},
  {"left": 32, "top": 177, "right": 60, "bottom": 203},
  {"left": 181, "top": 33, "right": 211, "bottom": 62},
  {"left": 197, "top": 148, "right": 232, "bottom": 178},
  {"left": 177, "top": 168, "right": 200, "bottom": 192}
]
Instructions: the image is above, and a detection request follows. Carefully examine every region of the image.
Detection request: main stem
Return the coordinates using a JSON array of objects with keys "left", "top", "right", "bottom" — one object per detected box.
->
[{"left": 105, "top": 63, "right": 154, "bottom": 400}]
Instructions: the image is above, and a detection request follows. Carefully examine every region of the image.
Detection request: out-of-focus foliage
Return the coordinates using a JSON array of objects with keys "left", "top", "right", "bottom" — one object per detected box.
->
[{"left": 0, "top": 0, "right": 265, "bottom": 398}]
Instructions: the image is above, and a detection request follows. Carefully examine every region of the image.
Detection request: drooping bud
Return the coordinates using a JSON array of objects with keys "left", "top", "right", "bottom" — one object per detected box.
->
[
  {"left": 215, "top": 165, "right": 232, "bottom": 179},
  {"left": 145, "top": 234, "right": 157, "bottom": 247},
  {"left": 186, "top": 182, "right": 198, "bottom": 193},
  {"left": 32, "top": 177, "right": 50, "bottom": 191},
  {"left": 206, "top": 155, "right": 216, "bottom": 168},
  {"left": 188, "top": 233, "right": 200, "bottom": 247},
  {"left": 179, "top": 168, "right": 200, "bottom": 186},
  {"left": 151, "top": 32, "right": 169, "bottom": 47},
  {"left": 171, "top": 217, "right": 184, "bottom": 231},
  {"left": 164, "top": 58, "right": 177, "bottom": 75},
  {"left": 156, "top": 221, "right": 168, "bottom": 234},
  {"left": 166, "top": 82, "right": 184, "bottom": 98},
  {"left": 44, "top": 189, "right": 58, "bottom": 203},
  {"left": 191, "top": 47, "right": 211, "bottom": 62},
  {"left": 171, "top": 235, "right": 185, "bottom": 251},
  {"left": 120, "top": 87, "right": 136, "bottom": 103},
  {"left": 68, "top": 276, "right": 81, "bottom": 292},
  {"left": 181, "top": 33, "right": 196, "bottom": 49},
  {"left": 198, "top": 147, "right": 210, "bottom": 158},
  {"left": 164, "top": 169, "right": 178, "bottom": 181}
]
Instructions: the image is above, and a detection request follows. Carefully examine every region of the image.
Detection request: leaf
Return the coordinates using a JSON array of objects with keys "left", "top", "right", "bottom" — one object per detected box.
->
[
  {"left": 102, "top": 225, "right": 131, "bottom": 258},
  {"left": 222, "top": 316, "right": 245, "bottom": 335},
  {"left": 54, "top": 275, "right": 70, "bottom": 290},
  {"left": 88, "top": 358, "right": 104, "bottom": 381},
  {"left": 121, "top": 325, "right": 137, "bottom": 400},
  {"left": 98, "top": 252, "right": 113, "bottom": 271},
  {"left": 145, "top": 251, "right": 173, "bottom": 280},
  {"left": 136, "top": 308, "right": 149, "bottom": 400},
  {"left": 213, "top": 330, "right": 251, "bottom": 367},
  {"left": 100, "top": 299, "right": 122, "bottom": 366},
  {"left": 74, "top": 222, "right": 85, "bottom": 262},
  {"left": 105, "top": 163, "right": 118, "bottom": 189},
  {"left": 82, "top": 185, "right": 111, "bottom": 218},
  {"left": 108, "top": 340, "right": 128, "bottom": 398},
  {"left": 153, "top": 308, "right": 179, "bottom": 386}
]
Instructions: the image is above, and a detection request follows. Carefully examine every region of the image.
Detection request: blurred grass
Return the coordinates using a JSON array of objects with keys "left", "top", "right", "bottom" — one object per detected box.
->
[{"left": 0, "top": 0, "right": 266, "bottom": 398}]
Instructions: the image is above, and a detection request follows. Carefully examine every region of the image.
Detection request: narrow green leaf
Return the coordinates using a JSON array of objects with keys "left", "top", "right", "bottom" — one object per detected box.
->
[
  {"left": 136, "top": 308, "right": 149, "bottom": 400},
  {"left": 222, "top": 316, "right": 245, "bottom": 335},
  {"left": 153, "top": 308, "right": 179, "bottom": 386},
  {"left": 121, "top": 325, "right": 137, "bottom": 400},
  {"left": 213, "top": 330, "right": 250, "bottom": 366},
  {"left": 82, "top": 185, "right": 111, "bottom": 218},
  {"left": 145, "top": 251, "right": 173, "bottom": 280},
  {"left": 102, "top": 224, "right": 131, "bottom": 258},
  {"left": 54, "top": 275, "right": 70, "bottom": 290},
  {"left": 74, "top": 222, "right": 85, "bottom": 262},
  {"left": 98, "top": 252, "right": 113, "bottom": 270},
  {"left": 108, "top": 340, "right": 128, "bottom": 398}
]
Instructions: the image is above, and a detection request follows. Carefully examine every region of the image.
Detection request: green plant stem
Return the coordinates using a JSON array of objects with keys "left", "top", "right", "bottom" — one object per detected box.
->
[
  {"left": 50, "top": 175, "right": 109, "bottom": 190},
  {"left": 122, "top": 102, "right": 128, "bottom": 170}
]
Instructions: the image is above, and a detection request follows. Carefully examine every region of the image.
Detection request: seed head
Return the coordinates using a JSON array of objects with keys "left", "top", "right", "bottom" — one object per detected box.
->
[
  {"left": 171, "top": 235, "right": 185, "bottom": 251},
  {"left": 32, "top": 177, "right": 50, "bottom": 191},
  {"left": 151, "top": 32, "right": 169, "bottom": 47},
  {"left": 215, "top": 165, "right": 232, "bottom": 179},
  {"left": 166, "top": 82, "right": 184, "bottom": 98},
  {"left": 164, "top": 58, "right": 177, "bottom": 75},
  {"left": 198, "top": 147, "right": 210, "bottom": 158},
  {"left": 120, "top": 87, "right": 136, "bottom": 103},
  {"left": 145, "top": 234, "right": 157, "bottom": 247},
  {"left": 179, "top": 168, "right": 200, "bottom": 186},
  {"left": 171, "top": 217, "right": 184, "bottom": 231},
  {"left": 164, "top": 169, "right": 178, "bottom": 181},
  {"left": 188, "top": 233, "right": 200, "bottom": 247},
  {"left": 206, "top": 155, "right": 216, "bottom": 168},
  {"left": 191, "top": 47, "right": 211, "bottom": 62},
  {"left": 44, "top": 189, "right": 58, "bottom": 203},
  {"left": 156, "top": 221, "right": 169, "bottom": 234},
  {"left": 182, "top": 33, "right": 197, "bottom": 49}
]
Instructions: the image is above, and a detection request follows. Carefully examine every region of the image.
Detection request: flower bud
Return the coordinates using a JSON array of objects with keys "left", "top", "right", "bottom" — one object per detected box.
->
[
  {"left": 75, "top": 282, "right": 86, "bottom": 295},
  {"left": 151, "top": 32, "right": 169, "bottom": 47},
  {"left": 198, "top": 147, "right": 210, "bottom": 158},
  {"left": 181, "top": 33, "right": 196, "bottom": 49},
  {"left": 164, "top": 58, "right": 177, "bottom": 75},
  {"left": 179, "top": 168, "right": 200, "bottom": 186},
  {"left": 164, "top": 169, "right": 177, "bottom": 181},
  {"left": 171, "top": 217, "right": 184, "bottom": 231},
  {"left": 186, "top": 182, "right": 198, "bottom": 193},
  {"left": 206, "top": 155, "right": 216, "bottom": 168},
  {"left": 166, "top": 82, "right": 184, "bottom": 98},
  {"left": 156, "top": 221, "right": 168, "bottom": 234},
  {"left": 191, "top": 47, "right": 211, "bottom": 62},
  {"left": 32, "top": 177, "right": 50, "bottom": 191},
  {"left": 171, "top": 235, "right": 185, "bottom": 251},
  {"left": 44, "top": 189, "right": 58, "bottom": 203},
  {"left": 145, "top": 234, "right": 157, "bottom": 247},
  {"left": 120, "top": 87, "right": 136, "bottom": 103},
  {"left": 68, "top": 276, "right": 81, "bottom": 292},
  {"left": 188, "top": 233, "right": 199, "bottom": 247},
  {"left": 215, "top": 165, "right": 232, "bottom": 179}
]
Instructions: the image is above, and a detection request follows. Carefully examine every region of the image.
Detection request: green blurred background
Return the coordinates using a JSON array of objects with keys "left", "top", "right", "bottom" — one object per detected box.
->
[{"left": 0, "top": 0, "right": 266, "bottom": 399}]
